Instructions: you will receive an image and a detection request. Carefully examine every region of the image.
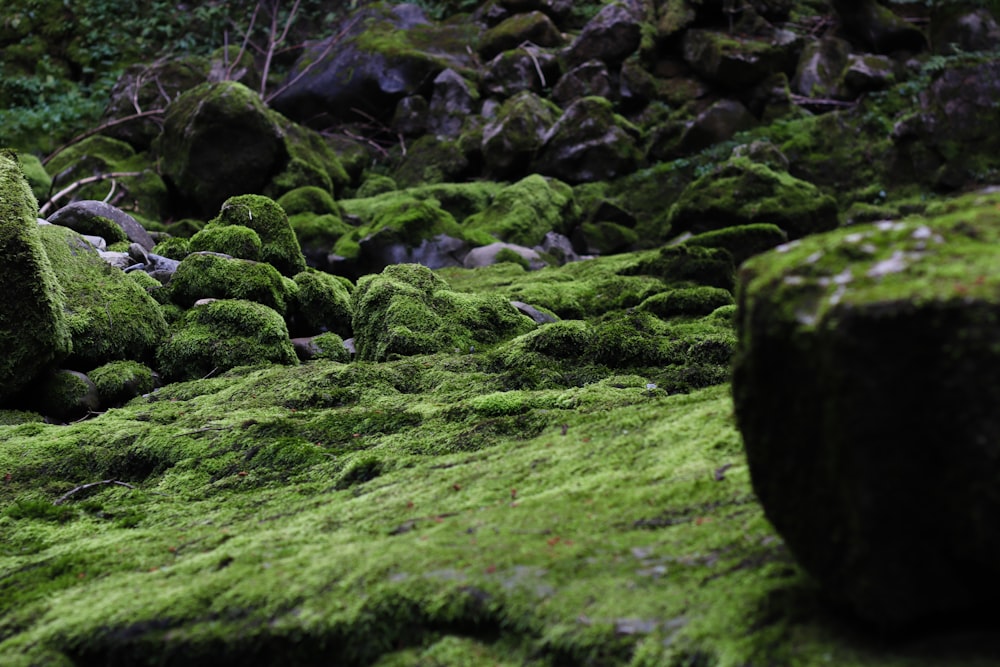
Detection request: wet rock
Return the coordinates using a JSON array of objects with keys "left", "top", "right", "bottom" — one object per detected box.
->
[
  {"left": 567, "top": 1, "right": 643, "bottom": 66},
  {"left": 482, "top": 91, "right": 560, "bottom": 178},
  {"left": 478, "top": 11, "right": 564, "bottom": 61},
  {"left": 551, "top": 60, "right": 613, "bottom": 107},
  {"left": 427, "top": 69, "right": 477, "bottom": 138},
  {"left": 482, "top": 47, "right": 561, "bottom": 97},
  {"left": 733, "top": 191, "right": 1000, "bottom": 628}
]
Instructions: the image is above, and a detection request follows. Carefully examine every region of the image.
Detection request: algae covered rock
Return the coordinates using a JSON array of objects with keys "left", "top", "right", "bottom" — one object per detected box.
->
[
  {"left": 668, "top": 158, "right": 838, "bottom": 239},
  {"left": 0, "top": 151, "right": 72, "bottom": 402},
  {"left": 25, "top": 369, "right": 100, "bottom": 422},
  {"left": 37, "top": 224, "right": 168, "bottom": 370},
  {"left": 188, "top": 223, "right": 263, "bottom": 261},
  {"left": 732, "top": 190, "right": 1000, "bottom": 628},
  {"left": 157, "top": 299, "right": 298, "bottom": 381},
  {"left": 352, "top": 263, "right": 535, "bottom": 361},
  {"left": 89, "top": 360, "right": 158, "bottom": 406}
]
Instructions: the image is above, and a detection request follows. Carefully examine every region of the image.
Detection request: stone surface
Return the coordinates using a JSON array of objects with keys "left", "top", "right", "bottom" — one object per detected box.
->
[
  {"left": 48, "top": 200, "right": 156, "bottom": 250},
  {"left": 567, "top": 1, "right": 643, "bottom": 66},
  {"left": 733, "top": 190, "right": 1000, "bottom": 628}
]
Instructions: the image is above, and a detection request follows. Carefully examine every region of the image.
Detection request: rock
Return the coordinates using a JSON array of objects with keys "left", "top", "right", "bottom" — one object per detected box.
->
[
  {"left": 478, "top": 11, "right": 564, "bottom": 61},
  {"left": 88, "top": 360, "right": 159, "bottom": 407},
  {"left": 0, "top": 151, "right": 73, "bottom": 402},
  {"left": 536, "top": 97, "right": 642, "bottom": 184},
  {"left": 638, "top": 286, "right": 734, "bottom": 319},
  {"left": 270, "top": 5, "right": 476, "bottom": 126},
  {"left": 930, "top": 7, "right": 1000, "bottom": 53},
  {"left": 211, "top": 194, "right": 307, "bottom": 277},
  {"left": 464, "top": 174, "right": 578, "bottom": 247},
  {"left": 551, "top": 60, "right": 613, "bottom": 107},
  {"left": 667, "top": 157, "right": 838, "bottom": 239},
  {"left": 48, "top": 200, "right": 157, "bottom": 249},
  {"left": 510, "top": 301, "right": 558, "bottom": 324},
  {"left": 392, "top": 95, "right": 429, "bottom": 136},
  {"left": 732, "top": 190, "right": 1000, "bottom": 628},
  {"left": 482, "top": 47, "right": 561, "bottom": 97},
  {"left": 832, "top": 0, "right": 927, "bottom": 53},
  {"left": 567, "top": 1, "right": 643, "bottom": 66},
  {"left": 792, "top": 36, "right": 851, "bottom": 99},
  {"left": 37, "top": 224, "right": 168, "bottom": 370},
  {"left": 28, "top": 369, "right": 100, "bottom": 422},
  {"left": 189, "top": 224, "right": 263, "bottom": 262},
  {"left": 157, "top": 299, "right": 298, "bottom": 382},
  {"left": 290, "top": 269, "right": 354, "bottom": 338},
  {"left": 482, "top": 91, "right": 561, "bottom": 178},
  {"left": 890, "top": 60, "right": 1000, "bottom": 191},
  {"left": 15, "top": 152, "right": 51, "bottom": 203},
  {"left": 677, "top": 99, "right": 757, "bottom": 154},
  {"left": 351, "top": 263, "right": 535, "bottom": 362},
  {"left": 571, "top": 221, "right": 639, "bottom": 255},
  {"left": 427, "top": 69, "right": 477, "bottom": 138},
  {"left": 291, "top": 333, "right": 351, "bottom": 363},
  {"left": 682, "top": 28, "right": 801, "bottom": 90},
  {"left": 534, "top": 230, "right": 583, "bottom": 264},
  {"left": 842, "top": 53, "right": 895, "bottom": 96},
  {"left": 463, "top": 242, "right": 547, "bottom": 270},
  {"left": 168, "top": 252, "right": 298, "bottom": 315}
]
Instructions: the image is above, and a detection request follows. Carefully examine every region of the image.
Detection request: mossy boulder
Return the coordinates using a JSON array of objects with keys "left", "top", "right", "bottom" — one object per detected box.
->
[
  {"left": 188, "top": 223, "right": 263, "bottom": 261},
  {"left": 158, "top": 81, "right": 286, "bottom": 216},
  {"left": 351, "top": 263, "right": 535, "bottom": 361},
  {"left": 683, "top": 223, "right": 789, "bottom": 265},
  {"left": 267, "top": 120, "right": 349, "bottom": 199},
  {"left": 276, "top": 186, "right": 341, "bottom": 217},
  {"left": 47, "top": 200, "right": 156, "bottom": 251},
  {"left": 210, "top": 194, "right": 307, "bottom": 276},
  {"left": 24, "top": 369, "right": 100, "bottom": 422},
  {"left": 482, "top": 91, "right": 560, "bottom": 179},
  {"left": 639, "top": 286, "right": 734, "bottom": 319},
  {"left": 15, "top": 151, "right": 51, "bottom": 202},
  {"left": 89, "top": 360, "right": 158, "bottom": 407},
  {"left": 464, "top": 174, "right": 578, "bottom": 248},
  {"left": 733, "top": 190, "right": 1000, "bottom": 628},
  {"left": 168, "top": 252, "right": 298, "bottom": 315},
  {"left": 478, "top": 10, "right": 564, "bottom": 61},
  {"left": 157, "top": 299, "right": 298, "bottom": 381},
  {"left": 37, "top": 224, "right": 167, "bottom": 370},
  {"left": 667, "top": 158, "right": 838, "bottom": 240},
  {"left": 681, "top": 28, "right": 800, "bottom": 90},
  {"left": 0, "top": 152, "right": 72, "bottom": 402},
  {"left": 290, "top": 270, "right": 354, "bottom": 338}
]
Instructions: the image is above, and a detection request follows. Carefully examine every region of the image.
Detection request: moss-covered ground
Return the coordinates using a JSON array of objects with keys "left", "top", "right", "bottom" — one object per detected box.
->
[{"left": 3, "top": 349, "right": 1000, "bottom": 665}]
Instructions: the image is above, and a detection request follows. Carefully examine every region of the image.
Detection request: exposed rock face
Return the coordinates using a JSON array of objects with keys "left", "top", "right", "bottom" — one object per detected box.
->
[
  {"left": 0, "top": 152, "right": 72, "bottom": 402},
  {"left": 48, "top": 200, "right": 156, "bottom": 251},
  {"left": 733, "top": 191, "right": 1000, "bottom": 628},
  {"left": 567, "top": 1, "right": 643, "bottom": 66},
  {"left": 271, "top": 5, "right": 476, "bottom": 126}
]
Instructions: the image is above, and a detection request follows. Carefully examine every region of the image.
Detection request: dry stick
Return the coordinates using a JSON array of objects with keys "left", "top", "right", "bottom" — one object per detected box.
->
[
  {"left": 265, "top": 16, "right": 359, "bottom": 104},
  {"left": 790, "top": 94, "right": 857, "bottom": 108},
  {"left": 55, "top": 479, "right": 136, "bottom": 505},
  {"left": 39, "top": 172, "right": 142, "bottom": 218},
  {"left": 42, "top": 111, "right": 165, "bottom": 166},
  {"left": 260, "top": 0, "right": 302, "bottom": 98},
  {"left": 227, "top": 1, "right": 262, "bottom": 81},
  {"left": 520, "top": 42, "right": 546, "bottom": 88}
]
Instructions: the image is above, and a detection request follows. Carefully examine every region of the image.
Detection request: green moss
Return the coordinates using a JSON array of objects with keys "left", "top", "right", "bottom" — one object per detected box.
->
[
  {"left": 276, "top": 186, "right": 340, "bottom": 217},
  {"left": 28, "top": 369, "right": 99, "bottom": 421},
  {"left": 683, "top": 223, "right": 789, "bottom": 266},
  {"left": 392, "top": 135, "right": 472, "bottom": 189},
  {"left": 0, "top": 410, "right": 45, "bottom": 426},
  {"left": 639, "top": 286, "right": 735, "bottom": 320},
  {"left": 494, "top": 247, "right": 531, "bottom": 270},
  {"left": 211, "top": 194, "right": 306, "bottom": 277},
  {"left": 188, "top": 223, "right": 263, "bottom": 261},
  {"left": 37, "top": 224, "right": 167, "bottom": 369},
  {"left": 464, "top": 175, "right": 579, "bottom": 248},
  {"left": 156, "top": 299, "right": 298, "bottom": 381},
  {"left": 15, "top": 151, "right": 52, "bottom": 202},
  {"left": 355, "top": 173, "right": 399, "bottom": 199},
  {"left": 88, "top": 360, "right": 157, "bottom": 406},
  {"left": 168, "top": 252, "right": 298, "bottom": 315},
  {"left": 268, "top": 120, "right": 349, "bottom": 198},
  {"left": 309, "top": 332, "right": 351, "bottom": 363},
  {"left": 150, "top": 236, "right": 191, "bottom": 261},
  {"left": 291, "top": 269, "right": 353, "bottom": 338},
  {"left": 163, "top": 219, "right": 205, "bottom": 239},
  {"left": 0, "top": 151, "right": 72, "bottom": 402}
]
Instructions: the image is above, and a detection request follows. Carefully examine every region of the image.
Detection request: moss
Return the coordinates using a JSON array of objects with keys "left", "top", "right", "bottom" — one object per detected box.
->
[
  {"left": 351, "top": 264, "right": 535, "bottom": 362},
  {"left": 464, "top": 175, "right": 579, "bottom": 248},
  {"left": 27, "top": 369, "right": 100, "bottom": 422},
  {"left": 639, "top": 286, "right": 735, "bottom": 320},
  {"left": 89, "top": 360, "right": 157, "bottom": 406},
  {"left": 625, "top": 245, "right": 736, "bottom": 290},
  {"left": 355, "top": 173, "right": 399, "bottom": 199},
  {"left": 37, "top": 224, "right": 168, "bottom": 370},
  {"left": 188, "top": 223, "right": 263, "bottom": 261},
  {"left": 15, "top": 151, "right": 52, "bottom": 202},
  {"left": 276, "top": 186, "right": 340, "bottom": 217},
  {"left": 267, "top": 119, "right": 349, "bottom": 199},
  {"left": 156, "top": 299, "right": 298, "bottom": 381},
  {"left": 150, "top": 236, "right": 192, "bottom": 261},
  {"left": 494, "top": 247, "right": 531, "bottom": 270},
  {"left": 0, "top": 151, "right": 72, "bottom": 402},
  {"left": 290, "top": 269, "right": 354, "bottom": 338},
  {"left": 574, "top": 221, "right": 639, "bottom": 255},
  {"left": 168, "top": 252, "right": 298, "bottom": 315},
  {"left": 309, "top": 332, "right": 351, "bottom": 363},
  {"left": 337, "top": 192, "right": 467, "bottom": 260},
  {"left": 392, "top": 135, "right": 472, "bottom": 189},
  {"left": 209, "top": 194, "right": 306, "bottom": 277},
  {"left": 164, "top": 219, "right": 205, "bottom": 239},
  {"left": 0, "top": 410, "right": 45, "bottom": 426},
  {"left": 683, "top": 223, "right": 789, "bottom": 266}
]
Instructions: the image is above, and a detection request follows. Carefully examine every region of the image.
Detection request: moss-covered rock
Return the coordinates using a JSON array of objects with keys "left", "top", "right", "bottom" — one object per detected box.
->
[
  {"left": 188, "top": 223, "right": 263, "bottom": 261},
  {"left": 168, "top": 252, "right": 298, "bottom": 315},
  {"left": 639, "top": 286, "right": 735, "bottom": 319},
  {"left": 733, "top": 190, "right": 1000, "bottom": 628},
  {"left": 683, "top": 223, "right": 789, "bottom": 265},
  {"left": 89, "top": 360, "right": 158, "bottom": 407},
  {"left": 482, "top": 91, "right": 560, "bottom": 179},
  {"left": 15, "top": 151, "right": 51, "bottom": 203},
  {"left": 157, "top": 299, "right": 298, "bottom": 381},
  {"left": 478, "top": 10, "right": 564, "bottom": 60},
  {"left": 464, "top": 174, "right": 578, "bottom": 248},
  {"left": 150, "top": 236, "right": 192, "bottom": 261},
  {"left": 210, "top": 194, "right": 307, "bottom": 276},
  {"left": 267, "top": 120, "right": 349, "bottom": 200},
  {"left": 276, "top": 186, "right": 341, "bottom": 217},
  {"left": 24, "top": 369, "right": 100, "bottom": 422},
  {"left": 290, "top": 269, "right": 353, "bottom": 338},
  {"left": 0, "top": 152, "right": 72, "bottom": 402},
  {"left": 667, "top": 158, "right": 839, "bottom": 239},
  {"left": 37, "top": 224, "right": 167, "bottom": 370},
  {"left": 351, "top": 263, "right": 535, "bottom": 361}
]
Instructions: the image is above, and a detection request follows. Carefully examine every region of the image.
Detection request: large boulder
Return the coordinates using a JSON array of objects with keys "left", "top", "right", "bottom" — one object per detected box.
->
[
  {"left": 463, "top": 174, "right": 578, "bottom": 248},
  {"left": 168, "top": 252, "right": 298, "bottom": 316},
  {"left": 37, "top": 224, "right": 168, "bottom": 370},
  {"left": 351, "top": 263, "right": 535, "bottom": 362},
  {"left": 566, "top": 1, "right": 643, "bottom": 66},
  {"left": 482, "top": 91, "right": 560, "bottom": 178},
  {"left": 478, "top": 11, "right": 564, "bottom": 61},
  {"left": 0, "top": 152, "right": 72, "bottom": 402},
  {"left": 732, "top": 190, "right": 1000, "bottom": 628},
  {"left": 210, "top": 194, "right": 307, "bottom": 277},
  {"left": 270, "top": 5, "right": 477, "bottom": 127}
]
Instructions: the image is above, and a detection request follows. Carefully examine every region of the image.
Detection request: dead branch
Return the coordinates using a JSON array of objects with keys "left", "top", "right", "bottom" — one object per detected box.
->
[
  {"left": 43, "top": 110, "right": 165, "bottom": 166},
  {"left": 55, "top": 479, "right": 136, "bottom": 505},
  {"left": 265, "top": 16, "right": 359, "bottom": 104},
  {"left": 260, "top": 0, "right": 303, "bottom": 98},
  {"left": 790, "top": 94, "right": 857, "bottom": 108},
  {"left": 227, "top": 2, "right": 262, "bottom": 81},
  {"left": 519, "top": 42, "right": 546, "bottom": 88},
  {"left": 39, "top": 172, "right": 142, "bottom": 218}
]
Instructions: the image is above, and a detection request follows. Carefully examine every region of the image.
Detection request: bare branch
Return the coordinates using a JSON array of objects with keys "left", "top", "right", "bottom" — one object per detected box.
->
[
  {"left": 790, "top": 94, "right": 857, "bottom": 108},
  {"left": 39, "top": 172, "right": 142, "bottom": 218},
  {"left": 55, "top": 479, "right": 136, "bottom": 505},
  {"left": 265, "top": 16, "right": 359, "bottom": 104},
  {"left": 260, "top": 0, "right": 303, "bottom": 97},
  {"left": 43, "top": 110, "right": 165, "bottom": 166},
  {"left": 227, "top": 2, "right": 262, "bottom": 81}
]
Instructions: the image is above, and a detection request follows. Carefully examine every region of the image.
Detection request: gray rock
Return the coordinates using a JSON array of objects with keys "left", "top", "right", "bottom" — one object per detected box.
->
[
  {"left": 567, "top": 1, "right": 643, "bottom": 66},
  {"left": 510, "top": 301, "right": 558, "bottom": 324},
  {"left": 427, "top": 69, "right": 476, "bottom": 138},
  {"left": 463, "top": 242, "right": 547, "bottom": 270},
  {"left": 478, "top": 11, "right": 564, "bottom": 61},
  {"left": 482, "top": 91, "right": 560, "bottom": 178},
  {"left": 482, "top": 48, "right": 561, "bottom": 97},
  {"left": 678, "top": 99, "right": 757, "bottom": 154},
  {"left": 48, "top": 200, "right": 156, "bottom": 250},
  {"left": 552, "top": 60, "right": 612, "bottom": 107}
]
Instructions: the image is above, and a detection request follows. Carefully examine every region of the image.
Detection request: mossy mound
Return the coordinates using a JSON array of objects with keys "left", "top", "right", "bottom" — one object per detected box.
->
[
  {"left": 290, "top": 269, "right": 354, "bottom": 338},
  {"left": 24, "top": 369, "right": 100, "bottom": 422},
  {"left": 668, "top": 158, "right": 838, "bottom": 239},
  {"left": 156, "top": 299, "right": 298, "bottom": 381},
  {"left": 188, "top": 224, "right": 263, "bottom": 261},
  {"left": 168, "top": 252, "right": 298, "bottom": 315},
  {"left": 351, "top": 264, "right": 535, "bottom": 362},
  {"left": 276, "top": 186, "right": 341, "bottom": 217},
  {"left": 37, "top": 224, "right": 167, "bottom": 370},
  {"left": 463, "top": 175, "right": 579, "bottom": 248},
  {"left": 639, "top": 286, "right": 735, "bottom": 319},
  {"left": 0, "top": 152, "right": 72, "bottom": 403},
  {"left": 733, "top": 189, "right": 1000, "bottom": 628},
  {"left": 88, "top": 360, "right": 158, "bottom": 407},
  {"left": 14, "top": 151, "right": 51, "bottom": 203},
  {"left": 210, "top": 194, "right": 307, "bottom": 277}
]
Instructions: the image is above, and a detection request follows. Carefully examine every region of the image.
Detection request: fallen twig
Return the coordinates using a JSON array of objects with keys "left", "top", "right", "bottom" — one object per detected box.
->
[
  {"left": 55, "top": 479, "right": 136, "bottom": 505},
  {"left": 39, "top": 172, "right": 142, "bottom": 217}
]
